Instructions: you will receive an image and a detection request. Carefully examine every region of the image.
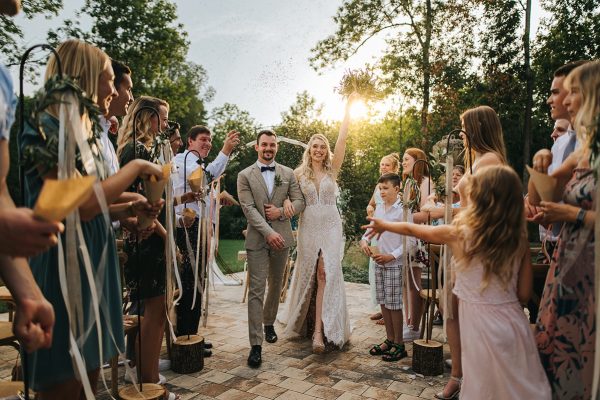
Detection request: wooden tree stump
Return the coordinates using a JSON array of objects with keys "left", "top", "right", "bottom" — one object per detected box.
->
[
  {"left": 171, "top": 335, "right": 204, "bottom": 374},
  {"left": 412, "top": 339, "right": 444, "bottom": 376},
  {"left": 118, "top": 383, "right": 165, "bottom": 400}
]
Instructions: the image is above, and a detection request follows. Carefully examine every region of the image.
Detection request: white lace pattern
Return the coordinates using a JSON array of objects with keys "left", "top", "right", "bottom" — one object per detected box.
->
[{"left": 281, "top": 174, "right": 351, "bottom": 347}]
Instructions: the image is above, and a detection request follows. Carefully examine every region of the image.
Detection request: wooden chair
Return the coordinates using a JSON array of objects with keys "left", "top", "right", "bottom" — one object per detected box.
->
[
  {"left": 528, "top": 246, "right": 550, "bottom": 323},
  {"left": 419, "top": 244, "right": 442, "bottom": 341},
  {"left": 0, "top": 286, "right": 15, "bottom": 322}
]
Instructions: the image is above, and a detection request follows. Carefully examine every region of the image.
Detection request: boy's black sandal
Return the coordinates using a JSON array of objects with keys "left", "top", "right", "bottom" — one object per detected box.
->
[
  {"left": 369, "top": 338, "right": 393, "bottom": 356},
  {"left": 382, "top": 343, "right": 407, "bottom": 361}
]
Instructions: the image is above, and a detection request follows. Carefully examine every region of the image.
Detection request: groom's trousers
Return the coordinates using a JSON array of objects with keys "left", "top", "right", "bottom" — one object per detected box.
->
[{"left": 247, "top": 247, "right": 289, "bottom": 346}]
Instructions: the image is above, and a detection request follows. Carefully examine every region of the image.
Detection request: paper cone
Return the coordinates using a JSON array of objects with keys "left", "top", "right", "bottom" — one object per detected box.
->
[
  {"left": 526, "top": 166, "right": 557, "bottom": 202},
  {"left": 33, "top": 176, "right": 96, "bottom": 222},
  {"left": 219, "top": 190, "right": 239, "bottom": 206},
  {"left": 368, "top": 245, "right": 380, "bottom": 255},
  {"left": 188, "top": 168, "right": 204, "bottom": 192},
  {"left": 139, "top": 176, "right": 168, "bottom": 229}
]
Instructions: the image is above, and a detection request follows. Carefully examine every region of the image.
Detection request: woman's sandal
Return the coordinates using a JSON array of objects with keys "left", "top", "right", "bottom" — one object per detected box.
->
[
  {"left": 381, "top": 343, "right": 407, "bottom": 362},
  {"left": 369, "top": 338, "right": 393, "bottom": 356},
  {"left": 375, "top": 318, "right": 385, "bottom": 325},
  {"left": 434, "top": 376, "right": 461, "bottom": 399}
]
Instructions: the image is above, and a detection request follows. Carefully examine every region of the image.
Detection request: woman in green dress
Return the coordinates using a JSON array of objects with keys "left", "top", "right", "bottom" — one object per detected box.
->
[{"left": 21, "top": 39, "right": 162, "bottom": 399}]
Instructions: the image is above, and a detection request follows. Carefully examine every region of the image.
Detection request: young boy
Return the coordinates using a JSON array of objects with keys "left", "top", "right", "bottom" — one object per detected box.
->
[{"left": 360, "top": 173, "right": 411, "bottom": 361}]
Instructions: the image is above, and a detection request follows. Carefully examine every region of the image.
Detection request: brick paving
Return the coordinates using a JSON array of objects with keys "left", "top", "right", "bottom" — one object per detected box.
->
[{"left": 1, "top": 281, "right": 450, "bottom": 399}]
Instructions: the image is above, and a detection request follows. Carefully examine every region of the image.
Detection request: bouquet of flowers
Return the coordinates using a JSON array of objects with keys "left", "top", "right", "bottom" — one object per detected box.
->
[{"left": 336, "top": 68, "right": 382, "bottom": 101}]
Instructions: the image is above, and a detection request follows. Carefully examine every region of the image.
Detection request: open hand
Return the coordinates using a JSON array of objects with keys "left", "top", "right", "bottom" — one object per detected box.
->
[
  {"left": 359, "top": 239, "right": 371, "bottom": 257},
  {"left": 132, "top": 198, "right": 164, "bottom": 219},
  {"left": 222, "top": 130, "right": 241, "bottom": 156},
  {"left": 539, "top": 201, "right": 577, "bottom": 225},
  {"left": 373, "top": 254, "right": 395, "bottom": 265},
  {"left": 361, "top": 217, "right": 386, "bottom": 240}
]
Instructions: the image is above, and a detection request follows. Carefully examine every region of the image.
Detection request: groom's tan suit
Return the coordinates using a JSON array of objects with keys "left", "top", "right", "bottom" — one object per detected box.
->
[{"left": 237, "top": 162, "right": 305, "bottom": 346}]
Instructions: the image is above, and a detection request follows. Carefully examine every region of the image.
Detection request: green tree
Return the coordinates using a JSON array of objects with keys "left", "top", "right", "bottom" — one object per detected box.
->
[
  {"left": 0, "top": 0, "right": 62, "bottom": 66},
  {"left": 311, "top": 0, "right": 475, "bottom": 140},
  {"left": 48, "top": 0, "right": 213, "bottom": 125}
]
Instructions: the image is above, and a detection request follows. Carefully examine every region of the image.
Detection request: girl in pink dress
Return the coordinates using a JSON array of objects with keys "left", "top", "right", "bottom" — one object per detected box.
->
[{"left": 364, "top": 165, "right": 551, "bottom": 400}]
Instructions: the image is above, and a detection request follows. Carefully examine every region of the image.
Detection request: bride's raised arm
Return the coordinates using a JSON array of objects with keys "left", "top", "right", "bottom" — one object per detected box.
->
[{"left": 331, "top": 94, "right": 357, "bottom": 173}]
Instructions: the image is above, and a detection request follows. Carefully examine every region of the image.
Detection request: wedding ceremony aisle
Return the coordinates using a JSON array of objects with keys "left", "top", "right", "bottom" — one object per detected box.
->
[{"left": 0, "top": 281, "right": 449, "bottom": 400}]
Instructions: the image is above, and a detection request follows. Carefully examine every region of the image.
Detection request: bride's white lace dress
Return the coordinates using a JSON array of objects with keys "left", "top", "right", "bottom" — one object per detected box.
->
[{"left": 281, "top": 173, "right": 351, "bottom": 347}]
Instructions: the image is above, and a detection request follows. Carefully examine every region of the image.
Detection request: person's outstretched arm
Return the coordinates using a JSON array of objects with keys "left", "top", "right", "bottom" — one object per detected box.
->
[
  {"left": 331, "top": 94, "right": 358, "bottom": 172},
  {"left": 363, "top": 217, "right": 456, "bottom": 245}
]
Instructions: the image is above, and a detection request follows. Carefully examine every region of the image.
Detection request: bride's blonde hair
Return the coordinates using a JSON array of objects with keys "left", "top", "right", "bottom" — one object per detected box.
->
[
  {"left": 295, "top": 133, "right": 333, "bottom": 180},
  {"left": 453, "top": 165, "right": 526, "bottom": 290}
]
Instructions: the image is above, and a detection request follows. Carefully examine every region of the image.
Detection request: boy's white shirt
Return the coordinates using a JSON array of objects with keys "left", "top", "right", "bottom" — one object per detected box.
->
[{"left": 363, "top": 197, "right": 413, "bottom": 267}]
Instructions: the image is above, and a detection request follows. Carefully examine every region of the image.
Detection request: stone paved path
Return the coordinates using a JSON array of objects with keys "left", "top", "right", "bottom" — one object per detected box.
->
[{"left": 1, "top": 281, "right": 450, "bottom": 399}]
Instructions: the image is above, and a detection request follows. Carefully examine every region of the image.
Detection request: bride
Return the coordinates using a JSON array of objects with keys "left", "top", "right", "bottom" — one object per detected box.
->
[{"left": 281, "top": 95, "right": 356, "bottom": 352}]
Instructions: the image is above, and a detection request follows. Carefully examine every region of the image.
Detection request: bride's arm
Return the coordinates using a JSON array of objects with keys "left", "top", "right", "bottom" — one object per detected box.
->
[{"left": 331, "top": 95, "right": 357, "bottom": 173}]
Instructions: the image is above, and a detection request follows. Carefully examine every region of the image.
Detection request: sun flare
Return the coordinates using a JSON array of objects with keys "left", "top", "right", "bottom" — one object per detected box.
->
[{"left": 348, "top": 99, "right": 369, "bottom": 119}]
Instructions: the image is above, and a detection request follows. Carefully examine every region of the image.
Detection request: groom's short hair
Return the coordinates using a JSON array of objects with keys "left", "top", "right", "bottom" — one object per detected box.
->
[
  {"left": 256, "top": 129, "right": 277, "bottom": 144},
  {"left": 378, "top": 173, "right": 401, "bottom": 187}
]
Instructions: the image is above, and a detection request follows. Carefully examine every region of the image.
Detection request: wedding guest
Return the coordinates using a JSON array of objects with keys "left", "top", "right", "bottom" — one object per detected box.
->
[
  {"left": 117, "top": 96, "right": 175, "bottom": 393},
  {"left": 0, "top": 0, "right": 62, "bottom": 353},
  {"left": 361, "top": 173, "right": 413, "bottom": 361},
  {"left": 21, "top": 39, "right": 163, "bottom": 398},
  {"left": 529, "top": 60, "right": 598, "bottom": 400},
  {"left": 172, "top": 125, "right": 239, "bottom": 353},
  {"left": 400, "top": 147, "right": 431, "bottom": 342},
  {"left": 437, "top": 105, "right": 508, "bottom": 399},
  {"left": 366, "top": 165, "right": 551, "bottom": 399},
  {"left": 167, "top": 121, "right": 183, "bottom": 155},
  {"left": 366, "top": 153, "right": 400, "bottom": 324}
]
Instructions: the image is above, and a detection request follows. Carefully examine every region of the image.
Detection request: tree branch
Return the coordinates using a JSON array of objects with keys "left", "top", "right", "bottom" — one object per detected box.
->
[{"left": 348, "top": 22, "right": 412, "bottom": 58}]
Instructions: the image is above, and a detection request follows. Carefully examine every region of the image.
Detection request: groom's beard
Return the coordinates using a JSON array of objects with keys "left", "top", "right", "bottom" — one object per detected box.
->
[{"left": 261, "top": 151, "right": 275, "bottom": 161}]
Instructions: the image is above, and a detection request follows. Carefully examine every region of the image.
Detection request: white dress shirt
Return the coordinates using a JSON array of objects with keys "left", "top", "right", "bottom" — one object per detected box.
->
[
  {"left": 548, "top": 129, "right": 575, "bottom": 175},
  {"left": 173, "top": 149, "right": 229, "bottom": 218},
  {"left": 362, "top": 198, "right": 414, "bottom": 268},
  {"left": 98, "top": 115, "right": 120, "bottom": 176},
  {"left": 257, "top": 161, "right": 276, "bottom": 196}
]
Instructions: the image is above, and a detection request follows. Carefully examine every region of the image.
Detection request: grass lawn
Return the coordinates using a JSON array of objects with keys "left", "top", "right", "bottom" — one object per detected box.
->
[
  {"left": 215, "top": 239, "right": 369, "bottom": 284},
  {"left": 216, "top": 239, "right": 247, "bottom": 273}
]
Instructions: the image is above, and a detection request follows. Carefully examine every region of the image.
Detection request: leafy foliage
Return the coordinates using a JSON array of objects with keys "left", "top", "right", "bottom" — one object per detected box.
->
[
  {"left": 47, "top": 0, "right": 214, "bottom": 131},
  {"left": 0, "top": 0, "right": 62, "bottom": 68}
]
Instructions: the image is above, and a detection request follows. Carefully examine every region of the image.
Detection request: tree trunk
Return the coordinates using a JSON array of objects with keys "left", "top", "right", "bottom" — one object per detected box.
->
[
  {"left": 523, "top": 0, "right": 533, "bottom": 187},
  {"left": 420, "top": 0, "right": 432, "bottom": 147}
]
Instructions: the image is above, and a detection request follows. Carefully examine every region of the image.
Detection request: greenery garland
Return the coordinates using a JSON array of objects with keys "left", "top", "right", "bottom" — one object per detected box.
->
[{"left": 22, "top": 75, "right": 101, "bottom": 176}]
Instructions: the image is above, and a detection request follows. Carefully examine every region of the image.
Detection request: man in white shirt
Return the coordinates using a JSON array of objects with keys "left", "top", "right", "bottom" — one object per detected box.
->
[{"left": 172, "top": 125, "right": 239, "bottom": 349}]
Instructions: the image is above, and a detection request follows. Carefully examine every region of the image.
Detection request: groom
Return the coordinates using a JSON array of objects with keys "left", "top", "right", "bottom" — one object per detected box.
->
[{"left": 237, "top": 129, "right": 305, "bottom": 368}]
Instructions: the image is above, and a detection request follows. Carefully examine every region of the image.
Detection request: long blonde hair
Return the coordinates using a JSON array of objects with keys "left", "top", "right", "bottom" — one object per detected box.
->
[
  {"left": 461, "top": 106, "right": 507, "bottom": 171},
  {"left": 564, "top": 61, "right": 600, "bottom": 150},
  {"left": 295, "top": 133, "right": 333, "bottom": 180},
  {"left": 45, "top": 39, "right": 109, "bottom": 134},
  {"left": 453, "top": 165, "right": 526, "bottom": 290},
  {"left": 117, "top": 96, "right": 169, "bottom": 158},
  {"left": 381, "top": 152, "right": 400, "bottom": 174}
]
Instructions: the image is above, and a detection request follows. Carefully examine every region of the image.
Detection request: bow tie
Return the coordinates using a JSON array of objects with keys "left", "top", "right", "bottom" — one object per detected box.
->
[{"left": 261, "top": 166, "right": 275, "bottom": 172}]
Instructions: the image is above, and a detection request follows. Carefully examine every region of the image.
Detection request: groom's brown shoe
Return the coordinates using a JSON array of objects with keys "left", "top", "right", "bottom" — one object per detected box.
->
[
  {"left": 247, "top": 345, "right": 262, "bottom": 368},
  {"left": 264, "top": 325, "right": 278, "bottom": 343}
]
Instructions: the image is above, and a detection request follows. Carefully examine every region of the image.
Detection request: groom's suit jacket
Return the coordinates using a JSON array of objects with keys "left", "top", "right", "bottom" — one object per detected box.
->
[{"left": 237, "top": 162, "right": 305, "bottom": 250}]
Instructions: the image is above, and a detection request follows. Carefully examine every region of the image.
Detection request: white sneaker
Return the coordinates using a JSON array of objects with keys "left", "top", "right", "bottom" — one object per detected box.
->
[
  {"left": 124, "top": 368, "right": 166, "bottom": 385},
  {"left": 158, "top": 358, "right": 171, "bottom": 372},
  {"left": 402, "top": 325, "right": 421, "bottom": 342}
]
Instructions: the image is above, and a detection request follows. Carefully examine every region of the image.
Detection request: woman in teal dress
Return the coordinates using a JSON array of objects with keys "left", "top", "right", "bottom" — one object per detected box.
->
[{"left": 21, "top": 39, "right": 162, "bottom": 398}]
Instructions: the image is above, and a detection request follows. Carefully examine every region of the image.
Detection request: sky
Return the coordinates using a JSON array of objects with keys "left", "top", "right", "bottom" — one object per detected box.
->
[{"left": 10, "top": 0, "right": 546, "bottom": 126}]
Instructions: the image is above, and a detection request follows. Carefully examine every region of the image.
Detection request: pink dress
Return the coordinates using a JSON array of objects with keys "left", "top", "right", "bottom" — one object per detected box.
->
[{"left": 453, "top": 256, "right": 551, "bottom": 399}]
